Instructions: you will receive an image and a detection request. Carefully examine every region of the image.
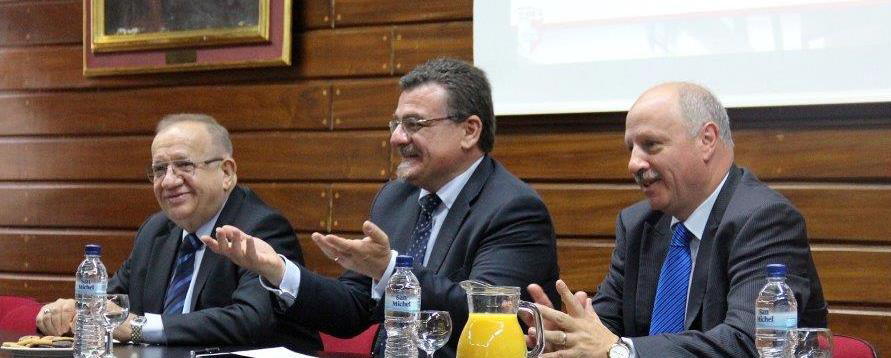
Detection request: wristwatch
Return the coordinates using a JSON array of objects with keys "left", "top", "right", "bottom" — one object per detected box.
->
[
  {"left": 129, "top": 315, "right": 147, "bottom": 344},
  {"left": 608, "top": 337, "right": 631, "bottom": 358}
]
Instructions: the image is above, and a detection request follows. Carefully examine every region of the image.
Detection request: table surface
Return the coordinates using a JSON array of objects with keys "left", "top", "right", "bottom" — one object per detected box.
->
[{"left": 0, "top": 329, "right": 369, "bottom": 358}]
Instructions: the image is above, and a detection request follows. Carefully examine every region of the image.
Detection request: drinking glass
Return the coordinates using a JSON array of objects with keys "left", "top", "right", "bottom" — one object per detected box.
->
[
  {"left": 416, "top": 310, "right": 452, "bottom": 358},
  {"left": 102, "top": 294, "right": 130, "bottom": 357},
  {"left": 791, "top": 328, "right": 833, "bottom": 358}
]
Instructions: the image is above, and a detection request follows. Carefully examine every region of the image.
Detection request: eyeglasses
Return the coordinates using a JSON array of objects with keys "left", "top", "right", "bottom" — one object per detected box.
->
[
  {"left": 388, "top": 116, "right": 455, "bottom": 134},
  {"left": 146, "top": 158, "right": 224, "bottom": 182}
]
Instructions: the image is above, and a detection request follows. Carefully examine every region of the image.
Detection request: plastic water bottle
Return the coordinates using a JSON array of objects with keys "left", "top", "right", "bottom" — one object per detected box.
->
[
  {"left": 384, "top": 255, "right": 421, "bottom": 358},
  {"left": 74, "top": 244, "right": 108, "bottom": 358},
  {"left": 755, "top": 264, "right": 798, "bottom": 358}
]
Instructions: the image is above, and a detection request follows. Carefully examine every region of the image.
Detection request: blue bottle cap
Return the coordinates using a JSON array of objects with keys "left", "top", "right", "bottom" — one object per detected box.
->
[
  {"left": 84, "top": 244, "right": 101, "bottom": 255},
  {"left": 395, "top": 255, "right": 413, "bottom": 268},
  {"left": 766, "top": 264, "right": 787, "bottom": 277}
]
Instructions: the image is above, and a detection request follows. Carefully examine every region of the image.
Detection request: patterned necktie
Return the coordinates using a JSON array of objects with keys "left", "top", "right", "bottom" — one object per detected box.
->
[
  {"left": 163, "top": 233, "right": 202, "bottom": 315},
  {"left": 405, "top": 194, "right": 442, "bottom": 266},
  {"left": 649, "top": 222, "right": 693, "bottom": 335},
  {"left": 374, "top": 194, "right": 442, "bottom": 356}
]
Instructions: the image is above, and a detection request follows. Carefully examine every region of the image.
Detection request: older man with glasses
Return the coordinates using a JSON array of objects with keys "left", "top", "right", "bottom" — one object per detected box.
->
[
  {"left": 204, "top": 58, "right": 561, "bottom": 357},
  {"left": 36, "top": 114, "right": 321, "bottom": 351}
]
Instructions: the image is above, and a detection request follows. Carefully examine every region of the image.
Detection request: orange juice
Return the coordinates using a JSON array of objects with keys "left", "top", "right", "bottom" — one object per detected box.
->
[{"left": 456, "top": 313, "right": 526, "bottom": 358}]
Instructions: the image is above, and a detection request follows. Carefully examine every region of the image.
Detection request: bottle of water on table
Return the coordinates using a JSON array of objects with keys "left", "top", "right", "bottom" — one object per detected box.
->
[
  {"left": 755, "top": 263, "right": 798, "bottom": 358},
  {"left": 74, "top": 244, "right": 108, "bottom": 358},
  {"left": 384, "top": 255, "right": 421, "bottom": 358}
]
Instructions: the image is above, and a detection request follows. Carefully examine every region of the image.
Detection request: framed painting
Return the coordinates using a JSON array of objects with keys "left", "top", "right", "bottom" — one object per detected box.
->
[{"left": 83, "top": 0, "right": 291, "bottom": 76}]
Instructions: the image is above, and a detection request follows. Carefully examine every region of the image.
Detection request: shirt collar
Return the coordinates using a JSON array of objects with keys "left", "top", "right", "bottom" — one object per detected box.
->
[
  {"left": 418, "top": 157, "right": 484, "bottom": 210},
  {"left": 182, "top": 191, "right": 231, "bottom": 240},
  {"left": 671, "top": 171, "right": 730, "bottom": 241}
]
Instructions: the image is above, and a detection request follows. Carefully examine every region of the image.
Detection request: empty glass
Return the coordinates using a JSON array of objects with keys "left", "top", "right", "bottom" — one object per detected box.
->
[
  {"left": 792, "top": 328, "right": 833, "bottom": 358},
  {"left": 416, "top": 310, "right": 452, "bottom": 358},
  {"left": 102, "top": 294, "right": 130, "bottom": 357}
]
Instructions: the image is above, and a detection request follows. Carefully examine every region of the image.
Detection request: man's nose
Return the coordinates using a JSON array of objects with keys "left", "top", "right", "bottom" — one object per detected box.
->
[
  {"left": 628, "top": 147, "right": 649, "bottom": 176},
  {"left": 390, "top": 125, "right": 410, "bottom": 147}
]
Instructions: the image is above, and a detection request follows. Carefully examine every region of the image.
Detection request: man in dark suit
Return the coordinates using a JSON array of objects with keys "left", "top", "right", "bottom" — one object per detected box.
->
[
  {"left": 36, "top": 114, "right": 320, "bottom": 351},
  {"left": 204, "top": 58, "right": 561, "bottom": 357},
  {"left": 527, "top": 83, "right": 827, "bottom": 357}
]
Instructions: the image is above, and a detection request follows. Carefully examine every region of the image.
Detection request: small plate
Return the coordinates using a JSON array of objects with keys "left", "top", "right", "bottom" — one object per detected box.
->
[{"left": 0, "top": 346, "right": 73, "bottom": 357}]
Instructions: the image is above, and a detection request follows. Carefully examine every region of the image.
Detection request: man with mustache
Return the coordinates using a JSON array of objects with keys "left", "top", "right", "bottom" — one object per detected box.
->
[
  {"left": 203, "top": 58, "right": 561, "bottom": 357},
  {"left": 528, "top": 83, "right": 827, "bottom": 357},
  {"left": 35, "top": 114, "right": 321, "bottom": 351}
]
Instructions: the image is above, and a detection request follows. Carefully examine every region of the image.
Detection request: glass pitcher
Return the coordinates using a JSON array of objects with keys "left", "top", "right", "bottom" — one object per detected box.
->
[{"left": 456, "top": 281, "right": 544, "bottom": 358}]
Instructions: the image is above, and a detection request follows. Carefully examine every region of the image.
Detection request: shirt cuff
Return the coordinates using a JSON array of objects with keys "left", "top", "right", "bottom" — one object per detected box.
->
[
  {"left": 622, "top": 337, "right": 637, "bottom": 358},
  {"left": 258, "top": 254, "right": 300, "bottom": 308},
  {"left": 141, "top": 313, "right": 165, "bottom": 344},
  {"left": 371, "top": 250, "right": 399, "bottom": 300}
]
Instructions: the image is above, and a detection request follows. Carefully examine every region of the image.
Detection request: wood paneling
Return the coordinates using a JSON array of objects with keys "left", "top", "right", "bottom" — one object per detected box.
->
[
  {"left": 812, "top": 247, "right": 891, "bottom": 305},
  {"left": 248, "top": 183, "right": 331, "bottom": 233},
  {"left": 235, "top": 131, "right": 391, "bottom": 180},
  {"left": 332, "top": 79, "right": 400, "bottom": 129},
  {"left": 301, "top": 0, "right": 333, "bottom": 29},
  {"left": 0, "top": 137, "right": 148, "bottom": 180},
  {"left": 0, "top": 229, "right": 133, "bottom": 274},
  {"left": 557, "top": 239, "right": 613, "bottom": 293},
  {"left": 828, "top": 308, "right": 891, "bottom": 356},
  {"left": 0, "top": 184, "right": 155, "bottom": 229},
  {"left": 299, "top": 235, "right": 346, "bottom": 278},
  {"left": 333, "top": 0, "right": 472, "bottom": 27},
  {"left": 0, "top": 274, "right": 72, "bottom": 303},
  {"left": 776, "top": 185, "right": 891, "bottom": 242},
  {"left": 331, "top": 183, "right": 381, "bottom": 232},
  {"left": 393, "top": 22, "right": 473, "bottom": 74},
  {"left": 495, "top": 128, "right": 891, "bottom": 181},
  {"left": 535, "top": 184, "right": 642, "bottom": 237},
  {"left": 0, "top": 83, "right": 331, "bottom": 136},
  {"left": 297, "top": 27, "right": 393, "bottom": 77},
  {"left": 0, "top": 1, "right": 82, "bottom": 46}
]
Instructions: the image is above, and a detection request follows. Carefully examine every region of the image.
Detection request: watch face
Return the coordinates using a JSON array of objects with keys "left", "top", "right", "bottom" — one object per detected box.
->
[{"left": 609, "top": 343, "right": 630, "bottom": 358}]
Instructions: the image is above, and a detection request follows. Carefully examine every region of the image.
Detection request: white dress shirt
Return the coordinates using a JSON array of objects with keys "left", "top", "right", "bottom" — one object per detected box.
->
[{"left": 265, "top": 157, "right": 485, "bottom": 305}]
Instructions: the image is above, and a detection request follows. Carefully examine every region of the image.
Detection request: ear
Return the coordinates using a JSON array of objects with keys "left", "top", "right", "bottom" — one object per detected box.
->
[
  {"left": 460, "top": 115, "right": 482, "bottom": 151},
  {"left": 698, "top": 122, "right": 719, "bottom": 162},
  {"left": 221, "top": 158, "right": 238, "bottom": 191}
]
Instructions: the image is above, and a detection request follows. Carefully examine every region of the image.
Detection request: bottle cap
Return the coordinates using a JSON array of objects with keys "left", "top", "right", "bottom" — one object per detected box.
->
[
  {"left": 395, "top": 255, "right": 413, "bottom": 268},
  {"left": 85, "top": 244, "right": 102, "bottom": 255},
  {"left": 766, "top": 263, "right": 787, "bottom": 277}
]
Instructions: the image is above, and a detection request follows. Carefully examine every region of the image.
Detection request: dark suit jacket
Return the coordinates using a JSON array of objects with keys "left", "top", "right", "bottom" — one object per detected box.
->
[
  {"left": 108, "top": 185, "right": 321, "bottom": 351},
  {"left": 592, "top": 165, "right": 828, "bottom": 357},
  {"left": 285, "top": 156, "right": 561, "bottom": 357}
]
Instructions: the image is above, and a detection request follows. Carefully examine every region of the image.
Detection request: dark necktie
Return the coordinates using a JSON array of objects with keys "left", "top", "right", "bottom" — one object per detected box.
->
[
  {"left": 373, "top": 194, "right": 442, "bottom": 356},
  {"left": 163, "top": 233, "right": 202, "bottom": 315},
  {"left": 649, "top": 222, "right": 693, "bottom": 335}
]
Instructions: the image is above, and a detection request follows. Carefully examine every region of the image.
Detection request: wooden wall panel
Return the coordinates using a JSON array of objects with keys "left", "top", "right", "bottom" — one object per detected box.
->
[
  {"left": 299, "top": 235, "right": 345, "bottom": 278},
  {"left": 0, "top": 0, "right": 82, "bottom": 46},
  {"left": 297, "top": 27, "right": 393, "bottom": 77},
  {"left": 302, "top": 0, "right": 334, "bottom": 29},
  {"left": 0, "top": 184, "right": 155, "bottom": 229},
  {"left": 0, "top": 274, "right": 71, "bottom": 303},
  {"left": 235, "top": 131, "right": 391, "bottom": 180},
  {"left": 556, "top": 240, "right": 613, "bottom": 293},
  {"left": 0, "top": 83, "right": 331, "bottom": 136},
  {"left": 535, "top": 184, "right": 642, "bottom": 237},
  {"left": 776, "top": 185, "right": 891, "bottom": 242},
  {"left": 333, "top": 0, "right": 472, "bottom": 27},
  {"left": 248, "top": 183, "right": 331, "bottom": 233},
  {"left": 332, "top": 79, "right": 400, "bottom": 129},
  {"left": 331, "top": 183, "right": 381, "bottom": 232},
  {"left": 0, "top": 137, "right": 148, "bottom": 180},
  {"left": 0, "top": 229, "right": 133, "bottom": 274},
  {"left": 393, "top": 22, "right": 473, "bottom": 74},
  {"left": 494, "top": 132, "right": 629, "bottom": 181},
  {"left": 828, "top": 308, "right": 891, "bottom": 356}
]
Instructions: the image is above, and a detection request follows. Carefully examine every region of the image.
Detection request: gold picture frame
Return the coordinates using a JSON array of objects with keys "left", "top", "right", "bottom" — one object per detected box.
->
[
  {"left": 83, "top": 0, "right": 291, "bottom": 76},
  {"left": 91, "top": 0, "right": 270, "bottom": 53}
]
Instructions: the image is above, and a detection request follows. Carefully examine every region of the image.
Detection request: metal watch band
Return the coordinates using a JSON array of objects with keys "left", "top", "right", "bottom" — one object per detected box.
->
[{"left": 129, "top": 316, "right": 145, "bottom": 344}]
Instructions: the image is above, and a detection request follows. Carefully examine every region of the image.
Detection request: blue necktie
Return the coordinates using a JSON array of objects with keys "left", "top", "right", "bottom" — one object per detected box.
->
[
  {"left": 374, "top": 194, "right": 441, "bottom": 356},
  {"left": 649, "top": 222, "right": 693, "bottom": 335},
  {"left": 163, "top": 233, "right": 202, "bottom": 315},
  {"left": 405, "top": 194, "right": 442, "bottom": 266}
]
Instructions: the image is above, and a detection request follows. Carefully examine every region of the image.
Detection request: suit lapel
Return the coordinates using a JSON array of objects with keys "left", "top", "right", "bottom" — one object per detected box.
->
[
  {"left": 189, "top": 187, "right": 245, "bottom": 311},
  {"left": 426, "top": 157, "right": 493, "bottom": 273},
  {"left": 144, "top": 224, "right": 182, "bottom": 313},
  {"left": 637, "top": 214, "right": 671, "bottom": 334},
  {"left": 684, "top": 165, "right": 741, "bottom": 329}
]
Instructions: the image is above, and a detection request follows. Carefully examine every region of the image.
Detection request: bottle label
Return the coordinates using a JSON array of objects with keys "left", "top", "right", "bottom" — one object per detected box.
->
[
  {"left": 756, "top": 310, "right": 797, "bottom": 329},
  {"left": 75, "top": 281, "right": 107, "bottom": 296},
  {"left": 385, "top": 294, "right": 420, "bottom": 313}
]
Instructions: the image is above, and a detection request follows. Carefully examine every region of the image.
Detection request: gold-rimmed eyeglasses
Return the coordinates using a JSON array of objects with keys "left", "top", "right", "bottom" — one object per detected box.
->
[
  {"left": 146, "top": 158, "right": 223, "bottom": 182},
  {"left": 388, "top": 116, "right": 455, "bottom": 134}
]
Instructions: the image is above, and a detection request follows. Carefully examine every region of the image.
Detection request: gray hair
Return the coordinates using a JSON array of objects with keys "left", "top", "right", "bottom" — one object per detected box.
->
[
  {"left": 677, "top": 83, "right": 734, "bottom": 147},
  {"left": 399, "top": 58, "right": 496, "bottom": 153},
  {"left": 156, "top": 113, "right": 233, "bottom": 155}
]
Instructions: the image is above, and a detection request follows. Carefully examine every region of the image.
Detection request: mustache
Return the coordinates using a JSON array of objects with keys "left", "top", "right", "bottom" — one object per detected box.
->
[
  {"left": 633, "top": 169, "right": 662, "bottom": 186},
  {"left": 399, "top": 144, "right": 419, "bottom": 157}
]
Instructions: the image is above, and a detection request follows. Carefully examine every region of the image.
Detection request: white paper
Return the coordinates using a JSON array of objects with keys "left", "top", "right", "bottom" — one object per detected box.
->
[{"left": 233, "top": 347, "right": 316, "bottom": 358}]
